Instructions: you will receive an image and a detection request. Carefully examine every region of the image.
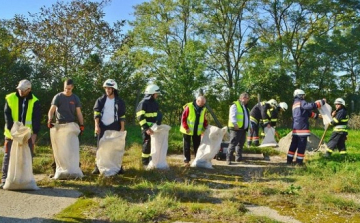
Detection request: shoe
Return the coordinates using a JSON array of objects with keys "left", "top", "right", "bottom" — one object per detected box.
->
[
  {"left": 49, "top": 174, "right": 54, "bottom": 178},
  {"left": 236, "top": 157, "right": 243, "bottom": 162},
  {"left": 92, "top": 166, "right": 100, "bottom": 175},
  {"left": 323, "top": 152, "right": 331, "bottom": 158},
  {"left": 184, "top": 162, "right": 190, "bottom": 167},
  {"left": 226, "top": 160, "right": 231, "bottom": 165},
  {"left": 117, "top": 166, "right": 125, "bottom": 175},
  {"left": 0, "top": 182, "right": 4, "bottom": 189},
  {"left": 286, "top": 161, "right": 293, "bottom": 165}
]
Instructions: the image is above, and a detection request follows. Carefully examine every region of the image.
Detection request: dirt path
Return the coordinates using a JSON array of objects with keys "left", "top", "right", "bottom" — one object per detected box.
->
[{"left": 0, "top": 174, "right": 81, "bottom": 223}]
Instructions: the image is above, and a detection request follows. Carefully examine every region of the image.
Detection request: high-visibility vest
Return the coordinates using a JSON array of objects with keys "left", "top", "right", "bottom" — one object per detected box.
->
[
  {"left": 228, "top": 100, "right": 248, "bottom": 128},
  {"left": 180, "top": 102, "right": 206, "bottom": 136},
  {"left": 4, "top": 92, "right": 38, "bottom": 139}
]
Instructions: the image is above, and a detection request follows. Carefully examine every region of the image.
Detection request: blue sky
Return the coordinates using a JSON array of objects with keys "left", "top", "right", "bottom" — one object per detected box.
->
[{"left": 0, "top": 0, "right": 147, "bottom": 31}]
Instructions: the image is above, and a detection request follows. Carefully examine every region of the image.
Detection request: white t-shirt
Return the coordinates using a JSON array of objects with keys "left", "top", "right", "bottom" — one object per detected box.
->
[{"left": 101, "top": 98, "right": 115, "bottom": 126}]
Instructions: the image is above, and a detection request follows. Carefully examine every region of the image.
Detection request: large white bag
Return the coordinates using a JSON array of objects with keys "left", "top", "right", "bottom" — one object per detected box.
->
[
  {"left": 4, "top": 122, "right": 38, "bottom": 190},
  {"left": 50, "top": 122, "right": 83, "bottom": 180},
  {"left": 96, "top": 130, "right": 126, "bottom": 177},
  {"left": 318, "top": 103, "right": 333, "bottom": 128},
  {"left": 147, "top": 124, "right": 171, "bottom": 170},
  {"left": 259, "top": 127, "right": 278, "bottom": 148},
  {"left": 191, "top": 126, "right": 227, "bottom": 169}
]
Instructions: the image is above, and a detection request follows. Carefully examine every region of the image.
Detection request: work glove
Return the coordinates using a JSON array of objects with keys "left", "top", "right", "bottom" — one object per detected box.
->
[
  {"left": 47, "top": 122, "right": 54, "bottom": 128},
  {"left": 80, "top": 125, "right": 85, "bottom": 135}
]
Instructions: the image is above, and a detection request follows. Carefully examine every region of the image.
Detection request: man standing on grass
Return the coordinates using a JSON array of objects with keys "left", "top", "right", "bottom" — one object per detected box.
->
[
  {"left": 92, "top": 79, "right": 126, "bottom": 174},
  {"left": 1, "top": 79, "right": 41, "bottom": 188},
  {"left": 47, "top": 78, "right": 84, "bottom": 177},
  {"left": 136, "top": 84, "right": 162, "bottom": 167},
  {"left": 227, "top": 92, "right": 251, "bottom": 165},
  {"left": 287, "top": 89, "right": 325, "bottom": 165},
  {"left": 180, "top": 96, "right": 208, "bottom": 167}
]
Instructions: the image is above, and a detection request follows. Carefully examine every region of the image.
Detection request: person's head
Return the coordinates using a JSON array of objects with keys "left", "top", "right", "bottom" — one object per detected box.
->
[
  {"left": 279, "top": 102, "right": 288, "bottom": 112},
  {"left": 63, "top": 79, "right": 74, "bottom": 96},
  {"left": 239, "top": 92, "right": 250, "bottom": 105},
  {"left": 334, "top": 98, "right": 345, "bottom": 109},
  {"left": 144, "top": 84, "right": 161, "bottom": 99},
  {"left": 293, "top": 89, "right": 305, "bottom": 99},
  {"left": 103, "top": 79, "right": 118, "bottom": 97},
  {"left": 16, "top": 79, "right": 32, "bottom": 98},
  {"left": 267, "top": 99, "right": 278, "bottom": 108},
  {"left": 195, "top": 96, "right": 206, "bottom": 107}
]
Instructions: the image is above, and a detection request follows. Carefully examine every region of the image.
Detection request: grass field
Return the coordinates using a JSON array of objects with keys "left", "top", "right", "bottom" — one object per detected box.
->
[{"left": 2, "top": 125, "right": 360, "bottom": 222}]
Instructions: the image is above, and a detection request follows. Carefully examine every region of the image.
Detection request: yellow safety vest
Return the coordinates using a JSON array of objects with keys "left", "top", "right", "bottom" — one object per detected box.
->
[
  {"left": 228, "top": 101, "right": 248, "bottom": 128},
  {"left": 4, "top": 92, "right": 38, "bottom": 139},
  {"left": 180, "top": 102, "right": 206, "bottom": 136}
]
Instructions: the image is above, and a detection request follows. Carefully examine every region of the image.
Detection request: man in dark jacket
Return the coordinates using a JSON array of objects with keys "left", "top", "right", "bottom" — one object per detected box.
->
[
  {"left": 247, "top": 99, "right": 277, "bottom": 146},
  {"left": 287, "top": 89, "right": 326, "bottom": 165},
  {"left": 1, "top": 79, "right": 41, "bottom": 188},
  {"left": 92, "top": 79, "right": 126, "bottom": 174},
  {"left": 136, "top": 84, "right": 161, "bottom": 166},
  {"left": 324, "top": 98, "right": 349, "bottom": 157}
]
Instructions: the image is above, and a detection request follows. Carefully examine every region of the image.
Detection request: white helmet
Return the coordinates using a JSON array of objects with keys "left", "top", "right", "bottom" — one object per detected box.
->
[
  {"left": 267, "top": 99, "right": 278, "bottom": 108},
  {"left": 334, "top": 98, "right": 345, "bottom": 106},
  {"left": 279, "top": 102, "right": 288, "bottom": 111},
  {"left": 144, "top": 84, "right": 161, "bottom": 95},
  {"left": 103, "top": 79, "right": 118, "bottom": 90},
  {"left": 293, "top": 89, "right": 305, "bottom": 98}
]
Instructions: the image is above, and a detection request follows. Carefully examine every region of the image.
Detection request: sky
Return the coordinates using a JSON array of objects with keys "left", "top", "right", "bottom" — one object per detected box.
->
[{"left": 0, "top": 0, "right": 148, "bottom": 31}]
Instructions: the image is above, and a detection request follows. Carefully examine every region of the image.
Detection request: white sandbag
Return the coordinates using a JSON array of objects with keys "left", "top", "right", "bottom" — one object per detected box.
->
[
  {"left": 96, "top": 130, "right": 126, "bottom": 177},
  {"left": 4, "top": 122, "right": 38, "bottom": 190},
  {"left": 191, "top": 126, "right": 227, "bottom": 169},
  {"left": 147, "top": 124, "right": 171, "bottom": 170},
  {"left": 318, "top": 103, "right": 332, "bottom": 128},
  {"left": 50, "top": 122, "right": 83, "bottom": 180},
  {"left": 259, "top": 127, "right": 278, "bottom": 148}
]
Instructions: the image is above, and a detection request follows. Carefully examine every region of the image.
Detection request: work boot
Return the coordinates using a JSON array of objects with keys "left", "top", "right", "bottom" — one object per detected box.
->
[
  {"left": 0, "top": 182, "right": 4, "bottom": 189},
  {"left": 235, "top": 155, "right": 243, "bottom": 162},
  {"left": 117, "top": 166, "right": 125, "bottom": 175},
  {"left": 92, "top": 166, "right": 100, "bottom": 174},
  {"left": 323, "top": 152, "right": 331, "bottom": 158}
]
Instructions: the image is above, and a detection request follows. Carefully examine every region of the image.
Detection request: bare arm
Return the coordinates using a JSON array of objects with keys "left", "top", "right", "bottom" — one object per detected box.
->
[
  {"left": 76, "top": 107, "right": 84, "bottom": 125},
  {"left": 48, "top": 105, "right": 57, "bottom": 123},
  {"left": 120, "top": 120, "right": 125, "bottom": 131},
  {"left": 95, "top": 117, "right": 100, "bottom": 134}
]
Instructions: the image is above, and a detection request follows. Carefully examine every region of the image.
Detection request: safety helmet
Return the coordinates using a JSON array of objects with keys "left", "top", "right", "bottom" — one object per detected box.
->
[
  {"left": 267, "top": 99, "right": 278, "bottom": 108},
  {"left": 144, "top": 84, "right": 161, "bottom": 95},
  {"left": 293, "top": 89, "right": 305, "bottom": 98},
  {"left": 103, "top": 79, "right": 118, "bottom": 90},
  {"left": 279, "top": 102, "right": 288, "bottom": 111},
  {"left": 334, "top": 98, "right": 345, "bottom": 106}
]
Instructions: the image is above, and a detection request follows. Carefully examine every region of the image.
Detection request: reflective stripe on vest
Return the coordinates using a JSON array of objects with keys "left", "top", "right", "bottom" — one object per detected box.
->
[
  {"left": 180, "top": 102, "right": 206, "bottom": 136},
  {"left": 4, "top": 93, "right": 38, "bottom": 139},
  {"left": 228, "top": 101, "right": 245, "bottom": 128}
]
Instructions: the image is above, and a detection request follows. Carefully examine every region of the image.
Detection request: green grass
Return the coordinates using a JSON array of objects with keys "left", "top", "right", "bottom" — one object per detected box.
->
[{"left": 1, "top": 125, "right": 360, "bottom": 222}]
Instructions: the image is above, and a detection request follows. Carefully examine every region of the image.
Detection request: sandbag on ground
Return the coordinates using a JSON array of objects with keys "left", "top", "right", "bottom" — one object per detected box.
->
[
  {"left": 4, "top": 122, "right": 38, "bottom": 190},
  {"left": 191, "top": 126, "right": 227, "bottom": 169},
  {"left": 50, "top": 122, "right": 83, "bottom": 180},
  {"left": 96, "top": 130, "right": 126, "bottom": 177},
  {"left": 147, "top": 124, "right": 171, "bottom": 170}
]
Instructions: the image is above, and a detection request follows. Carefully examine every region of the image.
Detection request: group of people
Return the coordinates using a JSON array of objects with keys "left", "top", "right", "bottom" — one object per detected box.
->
[{"left": 0, "top": 78, "right": 349, "bottom": 187}]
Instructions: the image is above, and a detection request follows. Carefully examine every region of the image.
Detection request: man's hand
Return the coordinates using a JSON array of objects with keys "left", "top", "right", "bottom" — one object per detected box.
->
[
  {"left": 186, "top": 129, "right": 191, "bottom": 134},
  {"left": 318, "top": 114, "right": 323, "bottom": 119},
  {"left": 95, "top": 125, "right": 100, "bottom": 135},
  {"left": 146, "top": 128, "right": 154, "bottom": 135},
  {"left": 233, "top": 124, "right": 239, "bottom": 130},
  {"left": 47, "top": 122, "right": 54, "bottom": 128},
  {"left": 80, "top": 125, "right": 85, "bottom": 135}
]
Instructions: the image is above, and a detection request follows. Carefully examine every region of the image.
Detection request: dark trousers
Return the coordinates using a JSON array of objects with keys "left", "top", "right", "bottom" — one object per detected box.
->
[
  {"left": 2, "top": 139, "right": 34, "bottom": 183},
  {"left": 327, "top": 132, "right": 347, "bottom": 153},
  {"left": 141, "top": 129, "right": 151, "bottom": 165},
  {"left": 183, "top": 134, "right": 201, "bottom": 163},
  {"left": 247, "top": 121, "right": 260, "bottom": 146},
  {"left": 287, "top": 135, "right": 307, "bottom": 164},
  {"left": 227, "top": 129, "right": 246, "bottom": 160},
  {"left": 98, "top": 121, "right": 121, "bottom": 141}
]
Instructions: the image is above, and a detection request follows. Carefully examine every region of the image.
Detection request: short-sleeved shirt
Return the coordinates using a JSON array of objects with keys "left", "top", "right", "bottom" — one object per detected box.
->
[{"left": 51, "top": 92, "right": 81, "bottom": 123}]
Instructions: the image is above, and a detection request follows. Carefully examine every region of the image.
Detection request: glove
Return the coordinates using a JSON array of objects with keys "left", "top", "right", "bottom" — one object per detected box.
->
[
  {"left": 47, "top": 122, "right": 54, "bottom": 128},
  {"left": 80, "top": 125, "right": 85, "bottom": 135}
]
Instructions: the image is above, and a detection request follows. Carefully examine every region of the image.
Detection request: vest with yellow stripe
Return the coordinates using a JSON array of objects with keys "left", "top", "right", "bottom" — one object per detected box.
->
[
  {"left": 331, "top": 108, "right": 348, "bottom": 133},
  {"left": 180, "top": 102, "right": 206, "bottom": 136},
  {"left": 4, "top": 92, "right": 39, "bottom": 139},
  {"left": 228, "top": 101, "right": 249, "bottom": 128}
]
